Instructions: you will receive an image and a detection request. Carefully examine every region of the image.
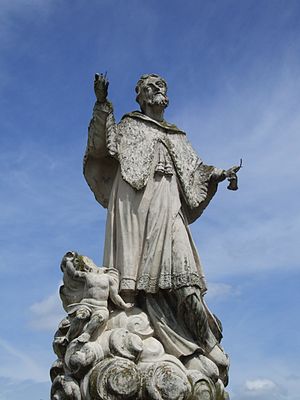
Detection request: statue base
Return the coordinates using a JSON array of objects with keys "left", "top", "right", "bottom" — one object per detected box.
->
[{"left": 50, "top": 252, "right": 229, "bottom": 400}]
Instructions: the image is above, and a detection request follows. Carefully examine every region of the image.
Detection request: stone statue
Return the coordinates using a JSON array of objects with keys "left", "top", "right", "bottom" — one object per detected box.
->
[
  {"left": 50, "top": 73, "right": 241, "bottom": 400},
  {"left": 59, "top": 251, "right": 133, "bottom": 345}
]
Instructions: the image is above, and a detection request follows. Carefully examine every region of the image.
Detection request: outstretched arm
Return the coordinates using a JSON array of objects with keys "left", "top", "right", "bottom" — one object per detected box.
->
[
  {"left": 108, "top": 276, "right": 134, "bottom": 310},
  {"left": 211, "top": 159, "right": 242, "bottom": 190},
  {"left": 62, "top": 252, "right": 88, "bottom": 281},
  {"left": 65, "top": 264, "right": 86, "bottom": 282}
]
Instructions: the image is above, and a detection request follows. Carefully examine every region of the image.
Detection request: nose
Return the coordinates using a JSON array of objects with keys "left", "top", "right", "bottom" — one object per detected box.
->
[
  {"left": 154, "top": 84, "right": 163, "bottom": 93},
  {"left": 148, "top": 83, "right": 164, "bottom": 94}
]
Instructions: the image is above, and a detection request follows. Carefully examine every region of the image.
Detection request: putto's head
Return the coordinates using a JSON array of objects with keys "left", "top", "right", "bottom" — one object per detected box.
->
[{"left": 135, "top": 74, "right": 169, "bottom": 112}]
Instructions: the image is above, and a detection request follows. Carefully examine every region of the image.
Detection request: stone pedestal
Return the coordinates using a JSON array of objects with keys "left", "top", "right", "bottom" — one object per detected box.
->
[{"left": 50, "top": 252, "right": 229, "bottom": 400}]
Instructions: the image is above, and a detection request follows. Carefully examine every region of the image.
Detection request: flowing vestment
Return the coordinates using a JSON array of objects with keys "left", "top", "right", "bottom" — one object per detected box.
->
[
  {"left": 84, "top": 104, "right": 223, "bottom": 358},
  {"left": 104, "top": 141, "right": 207, "bottom": 294}
]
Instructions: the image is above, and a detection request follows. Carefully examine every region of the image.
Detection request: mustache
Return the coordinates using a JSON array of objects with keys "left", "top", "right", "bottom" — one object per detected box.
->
[{"left": 149, "top": 93, "right": 169, "bottom": 106}]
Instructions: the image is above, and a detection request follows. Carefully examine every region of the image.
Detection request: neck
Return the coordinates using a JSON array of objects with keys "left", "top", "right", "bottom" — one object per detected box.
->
[{"left": 142, "top": 104, "right": 165, "bottom": 122}]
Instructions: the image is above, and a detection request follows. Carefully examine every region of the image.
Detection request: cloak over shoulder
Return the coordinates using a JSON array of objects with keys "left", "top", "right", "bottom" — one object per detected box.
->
[{"left": 84, "top": 108, "right": 219, "bottom": 224}]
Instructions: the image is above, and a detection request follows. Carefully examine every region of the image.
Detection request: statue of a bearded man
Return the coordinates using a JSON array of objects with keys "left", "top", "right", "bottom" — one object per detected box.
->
[{"left": 84, "top": 73, "right": 240, "bottom": 385}]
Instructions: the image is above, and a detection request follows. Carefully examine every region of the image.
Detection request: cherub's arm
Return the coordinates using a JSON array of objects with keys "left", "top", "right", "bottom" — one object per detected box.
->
[
  {"left": 108, "top": 276, "right": 134, "bottom": 310},
  {"left": 63, "top": 260, "right": 76, "bottom": 276},
  {"left": 64, "top": 261, "right": 85, "bottom": 282}
]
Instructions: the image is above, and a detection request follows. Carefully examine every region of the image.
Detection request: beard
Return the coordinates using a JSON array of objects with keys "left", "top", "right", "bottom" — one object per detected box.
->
[{"left": 147, "top": 92, "right": 169, "bottom": 108}]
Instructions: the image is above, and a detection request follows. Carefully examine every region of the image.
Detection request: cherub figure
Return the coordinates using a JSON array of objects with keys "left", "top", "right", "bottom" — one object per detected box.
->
[{"left": 60, "top": 251, "right": 133, "bottom": 344}]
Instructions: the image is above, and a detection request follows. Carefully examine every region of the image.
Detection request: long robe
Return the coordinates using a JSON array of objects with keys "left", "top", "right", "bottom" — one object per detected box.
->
[
  {"left": 84, "top": 102, "right": 224, "bottom": 359},
  {"left": 103, "top": 141, "right": 207, "bottom": 293},
  {"left": 84, "top": 104, "right": 220, "bottom": 293}
]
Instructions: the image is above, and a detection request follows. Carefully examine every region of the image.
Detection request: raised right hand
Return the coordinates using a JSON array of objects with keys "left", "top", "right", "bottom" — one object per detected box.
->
[{"left": 94, "top": 72, "right": 109, "bottom": 103}]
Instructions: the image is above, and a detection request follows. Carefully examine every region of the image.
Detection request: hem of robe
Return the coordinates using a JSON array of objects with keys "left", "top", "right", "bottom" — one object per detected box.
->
[{"left": 119, "top": 273, "right": 204, "bottom": 294}]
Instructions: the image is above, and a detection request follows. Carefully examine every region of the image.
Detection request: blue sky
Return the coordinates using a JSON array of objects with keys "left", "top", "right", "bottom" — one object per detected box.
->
[{"left": 0, "top": 0, "right": 300, "bottom": 399}]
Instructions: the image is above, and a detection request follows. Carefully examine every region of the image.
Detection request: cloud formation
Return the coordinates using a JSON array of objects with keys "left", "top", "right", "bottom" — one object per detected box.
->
[
  {"left": 29, "top": 286, "right": 64, "bottom": 331},
  {"left": 205, "top": 282, "right": 238, "bottom": 301},
  {"left": 245, "top": 378, "right": 277, "bottom": 392},
  {"left": 0, "top": 338, "right": 49, "bottom": 383},
  {"left": 182, "top": 60, "right": 300, "bottom": 280}
]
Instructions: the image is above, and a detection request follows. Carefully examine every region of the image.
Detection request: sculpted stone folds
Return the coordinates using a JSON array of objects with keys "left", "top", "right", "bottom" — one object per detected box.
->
[{"left": 50, "top": 73, "right": 240, "bottom": 399}]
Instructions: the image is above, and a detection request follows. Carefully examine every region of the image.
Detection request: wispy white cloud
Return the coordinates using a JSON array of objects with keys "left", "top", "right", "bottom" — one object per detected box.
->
[
  {"left": 205, "top": 282, "right": 239, "bottom": 301},
  {"left": 230, "top": 378, "right": 285, "bottom": 400},
  {"left": 245, "top": 378, "right": 277, "bottom": 392},
  {"left": 0, "top": 378, "right": 49, "bottom": 400},
  {"left": 0, "top": 143, "right": 105, "bottom": 274},
  {"left": 0, "top": 338, "right": 49, "bottom": 383},
  {"left": 176, "top": 56, "right": 300, "bottom": 279},
  {"left": 195, "top": 211, "right": 300, "bottom": 279},
  {"left": 29, "top": 285, "right": 64, "bottom": 331},
  {"left": 229, "top": 355, "right": 300, "bottom": 400}
]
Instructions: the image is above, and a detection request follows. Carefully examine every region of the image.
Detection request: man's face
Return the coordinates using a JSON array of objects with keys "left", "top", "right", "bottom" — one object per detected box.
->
[{"left": 140, "top": 76, "right": 169, "bottom": 109}]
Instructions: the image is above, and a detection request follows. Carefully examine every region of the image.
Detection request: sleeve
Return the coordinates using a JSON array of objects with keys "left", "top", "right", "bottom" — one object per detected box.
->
[
  {"left": 183, "top": 163, "right": 219, "bottom": 224},
  {"left": 86, "top": 100, "right": 115, "bottom": 158},
  {"left": 83, "top": 101, "right": 119, "bottom": 208}
]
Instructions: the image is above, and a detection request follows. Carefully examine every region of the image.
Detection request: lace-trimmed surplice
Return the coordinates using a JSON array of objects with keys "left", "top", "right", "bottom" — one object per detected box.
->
[{"left": 103, "top": 140, "right": 206, "bottom": 294}]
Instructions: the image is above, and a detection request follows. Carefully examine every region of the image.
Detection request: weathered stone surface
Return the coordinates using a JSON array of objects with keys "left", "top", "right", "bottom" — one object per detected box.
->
[
  {"left": 89, "top": 358, "right": 141, "bottom": 400},
  {"left": 50, "top": 73, "right": 240, "bottom": 399},
  {"left": 50, "top": 252, "right": 230, "bottom": 399},
  {"left": 51, "top": 375, "right": 81, "bottom": 400}
]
